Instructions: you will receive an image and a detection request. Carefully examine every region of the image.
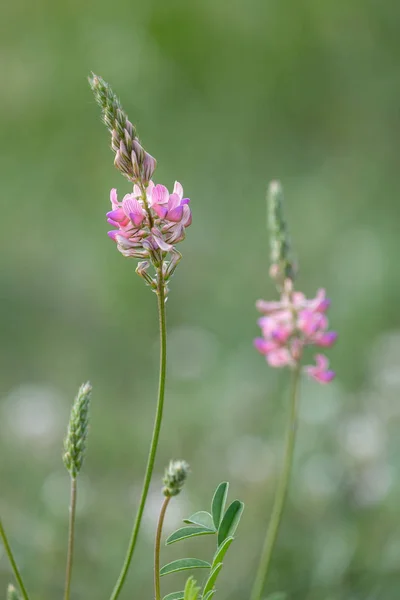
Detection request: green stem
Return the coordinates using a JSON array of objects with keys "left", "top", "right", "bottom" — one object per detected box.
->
[
  {"left": 0, "top": 518, "right": 30, "bottom": 600},
  {"left": 64, "top": 477, "right": 77, "bottom": 600},
  {"left": 110, "top": 270, "right": 167, "bottom": 600},
  {"left": 154, "top": 496, "right": 171, "bottom": 600},
  {"left": 250, "top": 365, "right": 301, "bottom": 600}
]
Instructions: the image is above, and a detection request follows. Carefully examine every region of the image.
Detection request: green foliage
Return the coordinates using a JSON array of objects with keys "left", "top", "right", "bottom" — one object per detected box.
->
[
  {"left": 211, "top": 537, "right": 234, "bottom": 568},
  {"left": 163, "top": 593, "right": 184, "bottom": 600},
  {"left": 162, "top": 482, "right": 244, "bottom": 599},
  {"left": 166, "top": 526, "right": 214, "bottom": 545},
  {"left": 202, "top": 563, "right": 223, "bottom": 597},
  {"left": 211, "top": 483, "right": 229, "bottom": 529},
  {"left": 160, "top": 559, "right": 211, "bottom": 577},
  {"left": 264, "top": 594, "right": 287, "bottom": 600},
  {"left": 217, "top": 500, "right": 244, "bottom": 546},
  {"left": 183, "top": 511, "right": 216, "bottom": 530}
]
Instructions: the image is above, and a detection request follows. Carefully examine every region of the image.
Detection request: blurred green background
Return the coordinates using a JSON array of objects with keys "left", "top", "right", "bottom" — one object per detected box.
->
[{"left": 1, "top": 0, "right": 400, "bottom": 598}]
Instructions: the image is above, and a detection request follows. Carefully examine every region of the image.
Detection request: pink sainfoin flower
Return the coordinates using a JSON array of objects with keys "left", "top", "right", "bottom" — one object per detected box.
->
[
  {"left": 254, "top": 278, "right": 337, "bottom": 384},
  {"left": 107, "top": 180, "right": 191, "bottom": 259}
]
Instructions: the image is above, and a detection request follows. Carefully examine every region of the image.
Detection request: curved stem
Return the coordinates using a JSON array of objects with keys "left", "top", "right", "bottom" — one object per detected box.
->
[
  {"left": 154, "top": 496, "right": 171, "bottom": 600},
  {"left": 250, "top": 365, "right": 301, "bottom": 600},
  {"left": 110, "top": 270, "right": 167, "bottom": 600},
  {"left": 64, "top": 477, "right": 77, "bottom": 600},
  {"left": 0, "top": 518, "right": 30, "bottom": 600}
]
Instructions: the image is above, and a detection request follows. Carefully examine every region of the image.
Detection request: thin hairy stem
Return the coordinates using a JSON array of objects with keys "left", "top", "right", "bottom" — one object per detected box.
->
[
  {"left": 110, "top": 269, "right": 167, "bottom": 600},
  {"left": 154, "top": 496, "right": 171, "bottom": 600},
  {"left": 250, "top": 365, "right": 301, "bottom": 600},
  {"left": 0, "top": 518, "right": 30, "bottom": 600},
  {"left": 64, "top": 477, "right": 77, "bottom": 600}
]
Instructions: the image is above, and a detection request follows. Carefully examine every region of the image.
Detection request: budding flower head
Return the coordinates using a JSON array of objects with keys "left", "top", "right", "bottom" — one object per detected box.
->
[
  {"left": 163, "top": 460, "right": 190, "bottom": 497},
  {"left": 63, "top": 382, "right": 92, "bottom": 479},
  {"left": 89, "top": 72, "right": 157, "bottom": 183},
  {"left": 268, "top": 180, "right": 296, "bottom": 286},
  {"left": 7, "top": 585, "right": 21, "bottom": 600}
]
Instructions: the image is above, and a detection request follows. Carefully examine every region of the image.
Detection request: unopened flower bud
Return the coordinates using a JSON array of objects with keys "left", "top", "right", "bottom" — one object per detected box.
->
[
  {"left": 7, "top": 585, "right": 21, "bottom": 600},
  {"left": 162, "top": 460, "right": 190, "bottom": 497}
]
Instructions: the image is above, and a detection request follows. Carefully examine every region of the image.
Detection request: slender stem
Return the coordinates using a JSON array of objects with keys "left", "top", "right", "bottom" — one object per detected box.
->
[
  {"left": 154, "top": 496, "right": 171, "bottom": 600},
  {"left": 0, "top": 518, "right": 30, "bottom": 600},
  {"left": 64, "top": 477, "right": 78, "bottom": 600},
  {"left": 110, "top": 270, "right": 167, "bottom": 600},
  {"left": 250, "top": 365, "right": 301, "bottom": 600}
]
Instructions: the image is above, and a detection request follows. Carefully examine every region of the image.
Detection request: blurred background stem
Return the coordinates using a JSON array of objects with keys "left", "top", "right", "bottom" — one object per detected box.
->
[
  {"left": 64, "top": 477, "right": 77, "bottom": 600},
  {"left": 110, "top": 269, "right": 167, "bottom": 600},
  {"left": 0, "top": 518, "right": 30, "bottom": 600},
  {"left": 154, "top": 496, "right": 171, "bottom": 600},
  {"left": 250, "top": 365, "right": 301, "bottom": 600}
]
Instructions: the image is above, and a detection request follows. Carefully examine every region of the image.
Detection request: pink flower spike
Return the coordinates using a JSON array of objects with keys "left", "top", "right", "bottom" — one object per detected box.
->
[{"left": 107, "top": 230, "right": 119, "bottom": 241}]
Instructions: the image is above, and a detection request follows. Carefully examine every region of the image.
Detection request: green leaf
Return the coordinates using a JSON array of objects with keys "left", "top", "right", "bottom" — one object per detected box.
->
[
  {"left": 202, "top": 563, "right": 223, "bottom": 597},
  {"left": 265, "top": 594, "right": 287, "bottom": 600},
  {"left": 166, "top": 526, "right": 215, "bottom": 545},
  {"left": 212, "top": 536, "right": 234, "bottom": 568},
  {"left": 160, "top": 559, "right": 211, "bottom": 577},
  {"left": 163, "top": 593, "right": 184, "bottom": 600},
  {"left": 183, "top": 577, "right": 201, "bottom": 600},
  {"left": 203, "top": 592, "right": 215, "bottom": 600},
  {"left": 217, "top": 500, "right": 244, "bottom": 546},
  {"left": 211, "top": 482, "right": 229, "bottom": 529},
  {"left": 183, "top": 511, "right": 216, "bottom": 531}
]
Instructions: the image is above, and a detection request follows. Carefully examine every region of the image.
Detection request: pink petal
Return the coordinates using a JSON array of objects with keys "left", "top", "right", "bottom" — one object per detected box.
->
[
  {"left": 167, "top": 193, "right": 181, "bottom": 211},
  {"left": 254, "top": 338, "right": 278, "bottom": 354},
  {"left": 315, "top": 354, "right": 329, "bottom": 370},
  {"left": 110, "top": 188, "right": 118, "bottom": 207},
  {"left": 107, "top": 208, "right": 126, "bottom": 223},
  {"left": 266, "top": 348, "right": 292, "bottom": 367},
  {"left": 255, "top": 299, "right": 283, "bottom": 314},
  {"left": 107, "top": 230, "right": 118, "bottom": 241},
  {"left": 167, "top": 205, "right": 184, "bottom": 222},
  {"left": 173, "top": 181, "right": 183, "bottom": 199},
  {"left": 152, "top": 184, "right": 169, "bottom": 206},
  {"left": 151, "top": 229, "right": 173, "bottom": 251},
  {"left": 152, "top": 204, "right": 168, "bottom": 219},
  {"left": 314, "top": 331, "right": 338, "bottom": 347},
  {"left": 182, "top": 205, "right": 192, "bottom": 226}
]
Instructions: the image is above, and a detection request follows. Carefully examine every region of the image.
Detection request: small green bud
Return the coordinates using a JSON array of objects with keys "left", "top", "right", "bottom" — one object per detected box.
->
[
  {"left": 183, "top": 577, "right": 200, "bottom": 600},
  {"left": 162, "top": 460, "right": 190, "bottom": 497},
  {"left": 267, "top": 180, "right": 296, "bottom": 285},
  {"left": 7, "top": 585, "right": 21, "bottom": 600},
  {"left": 63, "top": 382, "right": 92, "bottom": 479}
]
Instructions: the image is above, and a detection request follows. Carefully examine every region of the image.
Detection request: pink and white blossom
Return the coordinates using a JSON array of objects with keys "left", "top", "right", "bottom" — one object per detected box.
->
[{"left": 255, "top": 279, "right": 337, "bottom": 383}]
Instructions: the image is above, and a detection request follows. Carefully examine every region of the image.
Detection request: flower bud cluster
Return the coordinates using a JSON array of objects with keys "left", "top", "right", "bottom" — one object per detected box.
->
[{"left": 162, "top": 460, "right": 190, "bottom": 497}]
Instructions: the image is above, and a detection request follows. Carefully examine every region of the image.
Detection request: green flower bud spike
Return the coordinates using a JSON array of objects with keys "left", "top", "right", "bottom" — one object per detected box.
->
[
  {"left": 63, "top": 382, "right": 92, "bottom": 600},
  {"left": 63, "top": 382, "right": 92, "bottom": 479},
  {"left": 267, "top": 180, "right": 296, "bottom": 286}
]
